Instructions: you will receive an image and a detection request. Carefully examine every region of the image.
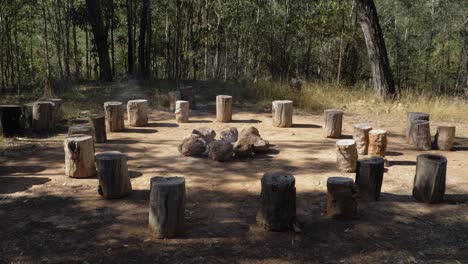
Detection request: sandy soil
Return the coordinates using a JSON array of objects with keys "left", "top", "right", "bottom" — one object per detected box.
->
[{"left": 1, "top": 107, "right": 467, "bottom": 264}]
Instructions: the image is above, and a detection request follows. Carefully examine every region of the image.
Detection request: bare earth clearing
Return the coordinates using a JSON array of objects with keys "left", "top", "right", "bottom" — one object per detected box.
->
[{"left": 1, "top": 107, "right": 468, "bottom": 264}]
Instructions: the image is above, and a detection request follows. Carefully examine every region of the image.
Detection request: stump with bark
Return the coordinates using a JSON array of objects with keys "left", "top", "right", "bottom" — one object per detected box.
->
[
  {"left": 413, "top": 154, "right": 447, "bottom": 203},
  {"left": 95, "top": 151, "right": 132, "bottom": 199},
  {"left": 356, "top": 156, "right": 385, "bottom": 201},
  {"left": 434, "top": 126, "right": 455, "bottom": 151},
  {"left": 0, "top": 105, "right": 24, "bottom": 136},
  {"left": 336, "top": 140, "right": 358, "bottom": 173},
  {"left": 272, "top": 100, "right": 293, "bottom": 128},
  {"left": 89, "top": 114, "right": 107, "bottom": 143},
  {"left": 216, "top": 95, "right": 232, "bottom": 122},
  {"left": 44, "top": 98, "right": 63, "bottom": 123},
  {"left": 64, "top": 135, "right": 96, "bottom": 178},
  {"left": 323, "top": 109, "right": 343, "bottom": 138},
  {"left": 256, "top": 172, "right": 296, "bottom": 231},
  {"left": 410, "top": 120, "right": 431, "bottom": 150},
  {"left": 127, "top": 99, "right": 149, "bottom": 127},
  {"left": 32, "top": 101, "right": 55, "bottom": 133},
  {"left": 104, "top": 101, "right": 125, "bottom": 132},
  {"left": 368, "top": 129, "right": 387, "bottom": 156},
  {"left": 326, "top": 177, "right": 357, "bottom": 220},
  {"left": 175, "top": 100, "right": 189, "bottom": 123},
  {"left": 407, "top": 112, "right": 430, "bottom": 143},
  {"left": 168, "top": 91, "right": 182, "bottom": 112},
  {"left": 149, "top": 176, "right": 186, "bottom": 238},
  {"left": 68, "top": 125, "right": 96, "bottom": 142},
  {"left": 353, "top": 123, "right": 372, "bottom": 155}
]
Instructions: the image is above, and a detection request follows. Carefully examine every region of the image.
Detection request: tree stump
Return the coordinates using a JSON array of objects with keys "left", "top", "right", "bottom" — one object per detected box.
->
[
  {"left": 272, "top": 100, "right": 293, "bottom": 128},
  {"left": 410, "top": 120, "right": 431, "bottom": 150},
  {"left": 326, "top": 177, "right": 357, "bottom": 220},
  {"left": 175, "top": 100, "right": 189, "bottom": 123},
  {"left": 0, "top": 105, "right": 24, "bottom": 137},
  {"left": 23, "top": 102, "right": 34, "bottom": 129},
  {"left": 32, "top": 101, "right": 55, "bottom": 133},
  {"left": 168, "top": 91, "right": 182, "bottom": 112},
  {"left": 407, "top": 112, "right": 429, "bottom": 143},
  {"left": 68, "top": 125, "right": 96, "bottom": 142},
  {"left": 44, "top": 98, "right": 63, "bottom": 123},
  {"left": 95, "top": 151, "right": 132, "bottom": 199},
  {"left": 434, "top": 126, "right": 455, "bottom": 151},
  {"left": 413, "top": 154, "right": 447, "bottom": 203},
  {"left": 89, "top": 114, "right": 107, "bottom": 143},
  {"left": 149, "top": 176, "right": 186, "bottom": 238},
  {"left": 216, "top": 95, "right": 232, "bottom": 122},
  {"left": 256, "top": 172, "right": 296, "bottom": 231},
  {"left": 356, "top": 157, "right": 385, "bottom": 201},
  {"left": 64, "top": 135, "right": 96, "bottom": 178},
  {"left": 127, "top": 99, "right": 149, "bottom": 127},
  {"left": 104, "top": 101, "right": 125, "bottom": 132},
  {"left": 323, "top": 109, "right": 343, "bottom": 138},
  {"left": 336, "top": 139, "right": 358, "bottom": 173},
  {"left": 368, "top": 129, "right": 387, "bottom": 156},
  {"left": 353, "top": 123, "right": 372, "bottom": 155}
]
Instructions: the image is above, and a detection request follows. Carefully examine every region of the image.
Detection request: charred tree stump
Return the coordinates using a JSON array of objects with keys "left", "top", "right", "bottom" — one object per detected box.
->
[
  {"left": 272, "top": 100, "right": 293, "bottom": 127},
  {"left": 256, "top": 172, "right": 296, "bottom": 231},
  {"left": 68, "top": 125, "right": 96, "bottom": 142},
  {"left": 175, "top": 100, "right": 189, "bottom": 123},
  {"left": 64, "top": 135, "right": 96, "bottom": 178},
  {"left": 127, "top": 99, "right": 149, "bottom": 127},
  {"left": 413, "top": 154, "right": 447, "bottom": 203},
  {"left": 356, "top": 156, "right": 385, "bottom": 201},
  {"left": 368, "top": 129, "right": 387, "bottom": 156},
  {"left": 104, "top": 101, "right": 125, "bottom": 132},
  {"left": 323, "top": 109, "right": 343, "bottom": 138},
  {"left": 434, "top": 126, "right": 455, "bottom": 151},
  {"left": 407, "top": 112, "right": 430, "bottom": 144},
  {"left": 410, "top": 120, "right": 431, "bottom": 150},
  {"left": 168, "top": 91, "right": 182, "bottom": 112},
  {"left": 89, "top": 114, "right": 107, "bottom": 143},
  {"left": 216, "top": 95, "right": 232, "bottom": 122},
  {"left": 336, "top": 140, "right": 358, "bottom": 173},
  {"left": 95, "top": 151, "right": 132, "bottom": 199},
  {"left": 0, "top": 105, "right": 24, "bottom": 136},
  {"left": 326, "top": 177, "right": 357, "bottom": 220},
  {"left": 353, "top": 123, "right": 372, "bottom": 155},
  {"left": 149, "top": 176, "right": 186, "bottom": 238},
  {"left": 32, "top": 101, "right": 55, "bottom": 133}
]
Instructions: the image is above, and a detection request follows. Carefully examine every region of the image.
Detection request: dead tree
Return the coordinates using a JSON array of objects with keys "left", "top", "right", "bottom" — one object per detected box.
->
[
  {"left": 149, "top": 176, "right": 186, "bottom": 238},
  {"left": 413, "top": 154, "right": 447, "bottom": 203}
]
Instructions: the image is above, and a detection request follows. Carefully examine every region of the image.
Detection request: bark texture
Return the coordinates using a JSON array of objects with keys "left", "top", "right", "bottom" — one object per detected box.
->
[
  {"left": 323, "top": 109, "right": 343, "bottom": 138},
  {"left": 336, "top": 139, "right": 358, "bottom": 173},
  {"left": 256, "top": 172, "right": 296, "bottom": 231},
  {"left": 175, "top": 100, "right": 189, "bottom": 123},
  {"left": 32, "top": 101, "right": 55, "bottom": 133},
  {"left": 96, "top": 151, "right": 132, "bottom": 199},
  {"left": 353, "top": 123, "right": 372, "bottom": 155},
  {"left": 406, "top": 112, "right": 430, "bottom": 144},
  {"left": 104, "top": 101, "right": 125, "bottom": 132},
  {"left": 326, "top": 177, "right": 357, "bottom": 220},
  {"left": 272, "top": 100, "right": 293, "bottom": 128},
  {"left": 434, "top": 126, "right": 455, "bottom": 151},
  {"left": 410, "top": 120, "right": 431, "bottom": 150},
  {"left": 356, "top": 156, "right": 384, "bottom": 201},
  {"left": 89, "top": 114, "right": 107, "bottom": 143},
  {"left": 413, "top": 154, "right": 446, "bottom": 203},
  {"left": 127, "top": 99, "right": 149, "bottom": 127},
  {"left": 368, "top": 129, "right": 387, "bottom": 156},
  {"left": 216, "top": 95, "right": 232, "bottom": 122},
  {"left": 68, "top": 125, "right": 96, "bottom": 142},
  {"left": 149, "top": 176, "right": 186, "bottom": 238},
  {"left": 64, "top": 135, "right": 96, "bottom": 178}
]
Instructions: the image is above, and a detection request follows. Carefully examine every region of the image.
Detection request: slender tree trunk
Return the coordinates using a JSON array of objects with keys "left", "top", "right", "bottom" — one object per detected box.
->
[
  {"left": 204, "top": 0, "right": 209, "bottom": 80},
  {"left": 110, "top": 0, "right": 115, "bottom": 77},
  {"left": 126, "top": 0, "right": 134, "bottom": 75},
  {"left": 85, "top": 25, "right": 90, "bottom": 79},
  {"left": 355, "top": 0, "right": 395, "bottom": 98},
  {"left": 42, "top": 0, "right": 52, "bottom": 81}
]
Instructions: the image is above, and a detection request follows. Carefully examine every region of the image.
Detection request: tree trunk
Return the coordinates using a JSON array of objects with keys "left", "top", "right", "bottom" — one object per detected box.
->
[
  {"left": 85, "top": 0, "right": 112, "bottom": 81},
  {"left": 434, "top": 126, "right": 455, "bottom": 151},
  {"left": 368, "top": 129, "right": 387, "bottom": 156},
  {"left": 89, "top": 114, "right": 107, "bottom": 143},
  {"left": 138, "top": 0, "right": 151, "bottom": 78},
  {"left": 126, "top": 0, "right": 134, "bottom": 75},
  {"left": 413, "top": 154, "right": 446, "bottom": 203},
  {"left": 406, "top": 112, "right": 430, "bottom": 144},
  {"left": 410, "top": 120, "right": 431, "bottom": 151},
  {"left": 0, "top": 105, "right": 24, "bottom": 137},
  {"left": 326, "top": 177, "right": 357, "bottom": 220},
  {"left": 149, "top": 176, "right": 186, "bottom": 238},
  {"left": 104, "top": 101, "right": 125, "bottom": 132},
  {"left": 32, "top": 101, "right": 55, "bottom": 133},
  {"left": 127, "top": 99, "right": 148, "bottom": 127},
  {"left": 355, "top": 0, "right": 395, "bottom": 98},
  {"left": 216, "top": 95, "right": 232, "bottom": 122},
  {"left": 272, "top": 100, "right": 293, "bottom": 128},
  {"left": 256, "top": 172, "right": 296, "bottom": 231},
  {"left": 323, "top": 109, "right": 343, "bottom": 138},
  {"left": 353, "top": 123, "right": 372, "bottom": 155},
  {"left": 64, "top": 135, "right": 96, "bottom": 178},
  {"left": 336, "top": 139, "right": 358, "bottom": 173},
  {"left": 356, "top": 156, "right": 384, "bottom": 201},
  {"left": 175, "top": 100, "right": 189, "bottom": 123},
  {"left": 96, "top": 151, "right": 132, "bottom": 199}
]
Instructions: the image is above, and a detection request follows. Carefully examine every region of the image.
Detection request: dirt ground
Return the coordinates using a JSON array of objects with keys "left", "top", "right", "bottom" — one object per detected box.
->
[{"left": 1, "top": 106, "right": 468, "bottom": 264}]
